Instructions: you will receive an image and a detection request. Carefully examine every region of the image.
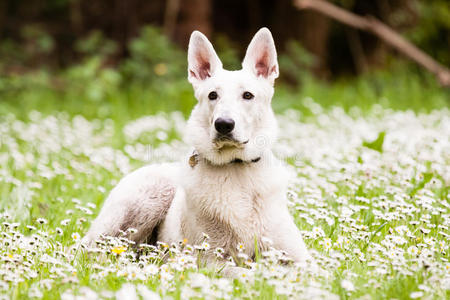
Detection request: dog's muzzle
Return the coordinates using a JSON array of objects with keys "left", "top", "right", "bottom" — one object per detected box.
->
[
  {"left": 213, "top": 133, "right": 249, "bottom": 149},
  {"left": 213, "top": 137, "right": 241, "bottom": 149}
]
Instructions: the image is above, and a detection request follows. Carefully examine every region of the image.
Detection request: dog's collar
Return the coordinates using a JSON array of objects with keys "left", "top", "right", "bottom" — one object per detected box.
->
[{"left": 189, "top": 150, "right": 261, "bottom": 168}]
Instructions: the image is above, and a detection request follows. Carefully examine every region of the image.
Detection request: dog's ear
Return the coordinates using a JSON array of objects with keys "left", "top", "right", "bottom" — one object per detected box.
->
[
  {"left": 242, "top": 28, "right": 279, "bottom": 84},
  {"left": 188, "top": 31, "right": 222, "bottom": 84}
]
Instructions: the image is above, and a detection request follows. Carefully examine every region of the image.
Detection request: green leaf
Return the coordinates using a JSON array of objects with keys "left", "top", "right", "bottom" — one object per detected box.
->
[
  {"left": 409, "top": 172, "right": 434, "bottom": 196},
  {"left": 363, "top": 131, "right": 385, "bottom": 152}
]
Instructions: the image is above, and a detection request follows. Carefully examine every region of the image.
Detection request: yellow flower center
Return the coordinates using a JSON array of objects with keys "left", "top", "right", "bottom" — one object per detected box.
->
[{"left": 111, "top": 246, "right": 127, "bottom": 255}]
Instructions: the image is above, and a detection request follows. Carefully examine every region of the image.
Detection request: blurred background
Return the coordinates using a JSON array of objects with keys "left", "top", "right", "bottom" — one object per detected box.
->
[{"left": 0, "top": 0, "right": 448, "bottom": 118}]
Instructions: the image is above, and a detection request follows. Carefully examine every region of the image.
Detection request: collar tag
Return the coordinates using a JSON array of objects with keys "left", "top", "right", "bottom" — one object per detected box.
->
[{"left": 189, "top": 151, "right": 199, "bottom": 168}]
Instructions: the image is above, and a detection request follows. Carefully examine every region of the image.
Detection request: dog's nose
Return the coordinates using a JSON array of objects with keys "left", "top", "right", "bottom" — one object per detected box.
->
[{"left": 214, "top": 117, "right": 235, "bottom": 135}]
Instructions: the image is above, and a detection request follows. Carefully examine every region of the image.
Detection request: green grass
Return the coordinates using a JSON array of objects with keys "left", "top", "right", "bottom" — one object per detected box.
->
[
  {"left": 1, "top": 65, "right": 448, "bottom": 121},
  {"left": 0, "top": 68, "right": 449, "bottom": 299}
]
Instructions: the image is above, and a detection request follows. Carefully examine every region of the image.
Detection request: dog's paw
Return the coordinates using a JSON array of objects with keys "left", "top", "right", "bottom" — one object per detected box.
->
[{"left": 219, "top": 266, "right": 254, "bottom": 281}]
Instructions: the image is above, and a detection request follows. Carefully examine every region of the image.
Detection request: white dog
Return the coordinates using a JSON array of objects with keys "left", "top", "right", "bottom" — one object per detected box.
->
[{"left": 83, "top": 28, "right": 313, "bottom": 276}]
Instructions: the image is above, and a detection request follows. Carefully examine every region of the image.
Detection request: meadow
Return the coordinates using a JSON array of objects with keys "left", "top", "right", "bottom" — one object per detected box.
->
[{"left": 0, "top": 60, "right": 449, "bottom": 299}]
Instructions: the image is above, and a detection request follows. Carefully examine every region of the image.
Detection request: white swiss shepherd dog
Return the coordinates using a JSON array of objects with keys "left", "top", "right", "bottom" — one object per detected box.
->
[{"left": 83, "top": 28, "right": 316, "bottom": 277}]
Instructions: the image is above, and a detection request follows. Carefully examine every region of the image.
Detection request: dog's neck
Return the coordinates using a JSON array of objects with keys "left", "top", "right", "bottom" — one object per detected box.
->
[{"left": 189, "top": 151, "right": 261, "bottom": 168}]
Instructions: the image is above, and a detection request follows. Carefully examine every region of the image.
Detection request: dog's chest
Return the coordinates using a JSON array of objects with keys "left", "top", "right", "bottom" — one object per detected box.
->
[{"left": 182, "top": 164, "right": 275, "bottom": 253}]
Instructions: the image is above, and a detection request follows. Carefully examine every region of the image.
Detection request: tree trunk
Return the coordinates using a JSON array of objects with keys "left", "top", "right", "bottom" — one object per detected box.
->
[{"left": 175, "top": 0, "right": 212, "bottom": 47}]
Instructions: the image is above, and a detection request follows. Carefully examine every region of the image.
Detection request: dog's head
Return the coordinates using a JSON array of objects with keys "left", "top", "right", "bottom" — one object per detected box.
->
[{"left": 185, "top": 28, "right": 279, "bottom": 165}]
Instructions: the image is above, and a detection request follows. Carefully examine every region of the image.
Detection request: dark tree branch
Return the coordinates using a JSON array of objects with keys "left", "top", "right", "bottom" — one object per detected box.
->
[{"left": 294, "top": 0, "right": 450, "bottom": 87}]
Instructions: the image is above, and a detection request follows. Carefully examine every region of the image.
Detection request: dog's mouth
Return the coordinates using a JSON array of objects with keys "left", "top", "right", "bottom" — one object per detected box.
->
[{"left": 213, "top": 135, "right": 248, "bottom": 150}]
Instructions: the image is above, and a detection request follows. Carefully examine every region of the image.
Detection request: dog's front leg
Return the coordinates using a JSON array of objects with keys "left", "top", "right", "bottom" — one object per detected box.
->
[{"left": 266, "top": 207, "right": 314, "bottom": 266}]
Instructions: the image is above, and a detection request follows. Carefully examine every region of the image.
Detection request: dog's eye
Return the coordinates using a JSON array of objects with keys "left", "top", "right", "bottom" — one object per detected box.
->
[
  {"left": 208, "top": 91, "right": 218, "bottom": 100},
  {"left": 242, "top": 92, "right": 254, "bottom": 100}
]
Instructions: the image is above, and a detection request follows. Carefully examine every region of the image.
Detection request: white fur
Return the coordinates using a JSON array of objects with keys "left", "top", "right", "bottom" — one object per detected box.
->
[{"left": 83, "top": 28, "right": 313, "bottom": 276}]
